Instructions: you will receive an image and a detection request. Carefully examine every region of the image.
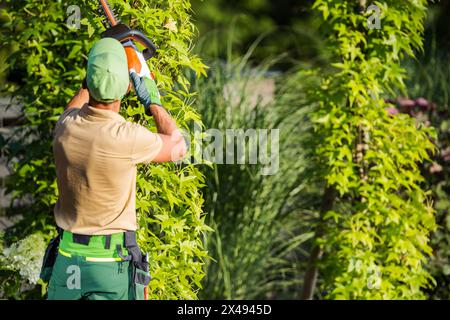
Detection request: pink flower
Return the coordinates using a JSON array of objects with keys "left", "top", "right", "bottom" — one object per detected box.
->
[{"left": 415, "top": 97, "right": 429, "bottom": 108}]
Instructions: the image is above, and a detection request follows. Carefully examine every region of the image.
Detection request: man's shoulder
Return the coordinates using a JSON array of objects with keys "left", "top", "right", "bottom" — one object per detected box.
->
[
  {"left": 108, "top": 120, "right": 149, "bottom": 141},
  {"left": 114, "top": 120, "right": 146, "bottom": 132},
  {"left": 55, "top": 107, "right": 80, "bottom": 129}
]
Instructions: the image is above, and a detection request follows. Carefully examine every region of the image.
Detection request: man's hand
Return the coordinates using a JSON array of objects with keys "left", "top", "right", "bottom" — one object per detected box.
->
[
  {"left": 66, "top": 85, "right": 89, "bottom": 110},
  {"left": 130, "top": 72, "right": 162, "bottom": 115},
  {"left": 149, "top": 104, "right": 187, "bottom": 163}
]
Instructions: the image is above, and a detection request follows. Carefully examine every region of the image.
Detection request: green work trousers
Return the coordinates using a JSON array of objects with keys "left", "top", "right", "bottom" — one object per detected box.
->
[{"left": 47, "top": 252, "right": 145, "bottom": 300}]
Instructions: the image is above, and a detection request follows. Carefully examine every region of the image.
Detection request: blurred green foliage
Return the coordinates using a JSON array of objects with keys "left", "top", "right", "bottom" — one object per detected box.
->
[
  {"left": 0, "top": 0, "right": 448, "bottom": 301},
  {"left": 0, "top": 233, "right": 46, "bottom": 285},
  {"left": 305, "top": 0, "right": 437, "bottom": 299}
]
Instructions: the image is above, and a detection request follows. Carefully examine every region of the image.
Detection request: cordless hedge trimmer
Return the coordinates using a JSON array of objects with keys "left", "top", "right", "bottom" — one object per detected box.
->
[{"left": 98, "top": 0, "right": 157, "bottom": 83}]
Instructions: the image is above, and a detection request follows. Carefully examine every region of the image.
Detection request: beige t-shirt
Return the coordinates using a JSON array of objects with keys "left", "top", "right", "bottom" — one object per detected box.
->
[{"left": 53, "top": 104, "right": 162, "bottom": 235}]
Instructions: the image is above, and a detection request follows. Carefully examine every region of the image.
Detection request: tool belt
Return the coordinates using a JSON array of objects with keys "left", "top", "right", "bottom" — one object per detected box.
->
[{"left": 40, "top": 229, "right": 151, "bottom": 299}]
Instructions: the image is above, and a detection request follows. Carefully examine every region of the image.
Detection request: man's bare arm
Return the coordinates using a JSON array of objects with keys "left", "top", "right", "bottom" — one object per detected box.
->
[
  {"left": 130, "top": 72, "right": 187, "bottom": 163},
  {"left": 66, "top": 87, "right": 89, "bottom": 110},
  {"left": 149, "top": 104, "right": 187, "bottom": 163}
]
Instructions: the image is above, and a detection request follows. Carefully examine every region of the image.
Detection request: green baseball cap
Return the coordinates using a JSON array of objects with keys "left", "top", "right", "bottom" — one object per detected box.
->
[{"left": 86, "top": 38, "right": 129, "bottom": 103}]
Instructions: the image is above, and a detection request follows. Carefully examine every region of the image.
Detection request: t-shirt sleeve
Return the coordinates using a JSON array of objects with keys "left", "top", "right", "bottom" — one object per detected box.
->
[
  {"left": 55, "top": 108, "right": 79, "bottom": 131},
  {"left": 131, "top": 124, "right": 163, "bottom": 165}
]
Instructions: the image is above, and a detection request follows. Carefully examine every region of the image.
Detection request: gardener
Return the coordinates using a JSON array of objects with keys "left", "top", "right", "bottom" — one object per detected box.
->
[{"left": 41, "top": 38, "right": 186, "bottom": 300}]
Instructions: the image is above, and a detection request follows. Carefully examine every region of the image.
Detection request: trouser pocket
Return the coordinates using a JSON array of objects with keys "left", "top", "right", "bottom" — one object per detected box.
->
[
  {"left": 39, "top": 235, "right": 60, "bottom": 283},
  {"left": 130, "top": 254, "right": 151, "bottom": 300}
]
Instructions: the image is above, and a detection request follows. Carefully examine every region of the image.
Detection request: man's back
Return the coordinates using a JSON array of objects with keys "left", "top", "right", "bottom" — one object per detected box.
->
[
  {"left": 43, "top": 37, "right": 187, "bottom": 300},
  {"left": 53, "top": 104, "right": 162, "bottom": 235}
]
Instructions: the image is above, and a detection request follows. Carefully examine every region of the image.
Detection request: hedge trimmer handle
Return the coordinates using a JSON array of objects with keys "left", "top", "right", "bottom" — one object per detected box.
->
[{"left": 124, "top": 41, "right": 153, "bottom": 80}]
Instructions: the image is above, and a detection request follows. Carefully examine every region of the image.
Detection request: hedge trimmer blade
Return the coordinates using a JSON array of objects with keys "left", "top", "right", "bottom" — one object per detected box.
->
[
  {"left": 99, "top": 0, "right": 119, "bottom": 27},
  {"left": 96, "top": 0, "right": 158, "bottom": 60}
]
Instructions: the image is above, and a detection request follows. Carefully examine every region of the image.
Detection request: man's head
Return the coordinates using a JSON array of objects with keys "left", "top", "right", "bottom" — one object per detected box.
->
[{"left": 86, "top": 38, "right": 129, "bottom": 109}]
